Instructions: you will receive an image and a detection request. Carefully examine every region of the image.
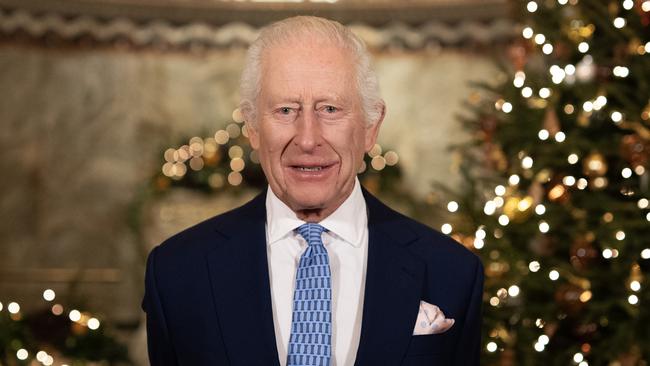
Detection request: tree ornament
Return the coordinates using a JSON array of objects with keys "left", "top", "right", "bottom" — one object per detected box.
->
[
  {"left": 641, "top": 100, "right": 650, "bottom": 121},
  {"left": 547, "top": 182, "right": 570, "bottom": 203},
  {"left": 570, "top": 236, "right": 599, "bottom": 271},
  {"left": 529, "top": 234, "right": 556, "bottom": 257},
  {"left": 620, "top": 134, "right": 649, "bottom": 167},
  {"left": 486, "top": 144, "right": 509, "bottom": 172},
  {"left": 503, "top": 195, "right": 534, "bottom": 221},
  {"left": 554, "top": 283, "right": 586, "bottom": 315},
  {"left": 577, "top": 111, "right": 590, "bottom": 127},
  {"left": 582, "top": 152, "right": 608, "bottom": 176},
  {"left": 507, "top": 41, "right": 529, "bottom": 70}
]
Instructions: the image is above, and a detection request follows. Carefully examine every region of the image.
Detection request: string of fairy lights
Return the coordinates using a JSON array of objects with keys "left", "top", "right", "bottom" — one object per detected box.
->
[
  {"left": 439, "top": 0, "right": 649, "bottom": 364},
  {"left": 1, "top": 289, "right": 102, "bottom": 365}
]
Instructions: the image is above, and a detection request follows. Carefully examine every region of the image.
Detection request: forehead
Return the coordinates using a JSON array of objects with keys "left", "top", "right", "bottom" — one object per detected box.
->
[{"left": 259, "top": 38, "right": 357, "bottom": 96}]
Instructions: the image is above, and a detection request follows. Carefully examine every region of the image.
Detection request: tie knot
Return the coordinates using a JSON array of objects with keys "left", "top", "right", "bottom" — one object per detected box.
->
[{"left": 297, "top": 223, "right": 326, "bottom": 246}]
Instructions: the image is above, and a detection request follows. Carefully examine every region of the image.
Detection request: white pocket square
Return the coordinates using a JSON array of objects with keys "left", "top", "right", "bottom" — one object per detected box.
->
[{"left": 412, "top": 300, "right": 455, "bottom": 335}]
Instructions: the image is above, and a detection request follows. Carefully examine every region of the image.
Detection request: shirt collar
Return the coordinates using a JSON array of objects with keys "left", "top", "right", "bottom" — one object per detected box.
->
[{"left": 265, "top": 178, "right": 367, "bottom": 247}]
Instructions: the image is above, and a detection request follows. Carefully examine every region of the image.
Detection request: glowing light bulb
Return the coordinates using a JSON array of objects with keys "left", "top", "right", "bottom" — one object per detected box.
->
[
  {"left": 69, "top": 309, "right": 81, "bottom": 322},
  {"left": 568, "top": 154, "right": 579, "bottom": 164},
  {"left": 613, "top": 17, "right": 626, "bottom": 29},
  {"left": 16, "top": 349, "right": 28, "bottom": 360},
  {"left": 522, "top": 27, "right": 534, "bottom": 39},
  {"left": 643, "top": 1, "right": 650, "bottom": 11},
  {"left": 509, "top": 175, "right": 520, "bottom": 185},
  {"left": 487, "top": 342, "right": 498, "bottom": 352},
  {"left": 538, "top": 129, "right": 549, "bottom": 140},
  {"left": 495, "top": 185, "right": 506, "bottom": 196},
  {"left": 574, "top": 353, "right": 584, "bottom": 363},
  {"left": 539, "top": 88, "right": 551, "bottom": 99},
  {"left": 538, "top": 335, "right": 549, "bottom": 345},
  {"left": 622, "top": 168, "right": 632, "bottom": 178},
  {"left": 498, "top": 215, "right": 510, "bottom": 226},
  {"left": 613, "top": 66, "right": 629, "bottom": 77},
  {"left": 642, "top": 248, "right": 650, "bottom": 259},
  {"left": 638, "top": 198, "right": 649, "bottom": 209},
  {"left": 563, "top": 176, "right": 576, "bottom": 186},
  {"left": 542, "top": 43, "right": 554, "bottom": 54},
  {"left": 88, "top": 318, "right": 101, "bottom": 330},
  {"left": 484, "top": 201, "right": 497, "bottom": 215},
  {"left": 43, "top": 289, "right": 56, "bottom": 302},
  {"left": 522, "top": 156, "right": 534, "bottom": 169},
  {"left": 508, "top": 285, "right": 520, "bottom": 297},
  {"left": 8, "top": 302, "right": 20, "bottom": 314},
  {"left": 578, "top": 42, "right": 589, "bottom": 53},
  {"left": 628, "top": 294, "right": 639, "bottom": 305},
  {"left": 616, "top": 230, "right": 626, "bottom": 240},
  {"left": 539, "top": 221, "right": 550, "bottom": 233}
]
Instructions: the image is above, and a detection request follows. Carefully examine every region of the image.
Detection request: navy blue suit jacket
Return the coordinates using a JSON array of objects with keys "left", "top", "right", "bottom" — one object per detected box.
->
[{"left": 143, "top": 189, "right": 484, "bottom": 365}]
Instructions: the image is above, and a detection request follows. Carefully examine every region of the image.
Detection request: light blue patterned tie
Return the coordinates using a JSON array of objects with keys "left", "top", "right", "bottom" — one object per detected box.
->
[{"left": 286, "top": 223, "right": 332, "bottom": 366}]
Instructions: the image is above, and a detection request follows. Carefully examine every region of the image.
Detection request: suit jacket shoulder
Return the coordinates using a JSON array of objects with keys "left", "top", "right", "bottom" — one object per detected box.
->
[
  {"left": 363, "top": 188, "right": 481, "bottom": 271},
  {"left": 151, "top": 191, "right": 267, "bottom": 265}
]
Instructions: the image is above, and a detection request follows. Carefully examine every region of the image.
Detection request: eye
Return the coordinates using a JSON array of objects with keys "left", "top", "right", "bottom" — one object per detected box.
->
[
  {"left": 324, "top": 105, "right": 338, "bottom": 113},
  {"left": 280, "top": 107, "right": 293, "bottom": 115}
]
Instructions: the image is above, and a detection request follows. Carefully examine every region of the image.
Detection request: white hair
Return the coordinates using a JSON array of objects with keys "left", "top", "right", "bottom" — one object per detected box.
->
[{"left": 239, "top": 16, "right": 383, "bottom": 126}]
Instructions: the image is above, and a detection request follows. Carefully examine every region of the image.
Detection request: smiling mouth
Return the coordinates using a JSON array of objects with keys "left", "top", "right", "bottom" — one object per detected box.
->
[{"left": 289, "top": 163, "right": 336, "bottom": 172}]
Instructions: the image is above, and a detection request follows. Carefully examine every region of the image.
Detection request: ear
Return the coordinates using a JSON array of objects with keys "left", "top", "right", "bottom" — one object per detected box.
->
[
  {"left": 247, "top": 121, "right": 260, "bottom": 150},
  {"left": 364, "top": 101, "right": 386, "bottom": 151}
]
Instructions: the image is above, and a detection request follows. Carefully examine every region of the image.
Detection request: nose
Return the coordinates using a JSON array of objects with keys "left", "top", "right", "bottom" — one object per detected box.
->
[{"left": 293, "top": 109, "right": 321, "bottom": 152}]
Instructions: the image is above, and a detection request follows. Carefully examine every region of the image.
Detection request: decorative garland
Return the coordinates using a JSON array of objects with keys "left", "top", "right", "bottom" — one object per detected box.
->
[
  {"left": 149, "top": 109, "right": 406, "bottom": 197},
  {"left": 0, "top": 290, "right": 129, "bottom": 365}
]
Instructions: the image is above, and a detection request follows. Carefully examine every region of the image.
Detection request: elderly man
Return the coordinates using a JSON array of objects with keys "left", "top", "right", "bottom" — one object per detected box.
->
[{"left": 143, "top": 16, "right": 483, "bottom": 366}]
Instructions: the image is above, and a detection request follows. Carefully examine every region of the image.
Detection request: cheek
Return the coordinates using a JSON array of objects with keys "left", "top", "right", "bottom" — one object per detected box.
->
[
  {"left": 326, "top": 125, "right": 366, "bottom": 162},
  {"left": 258, "top": 126, "right": 292, "bottom": 161}
]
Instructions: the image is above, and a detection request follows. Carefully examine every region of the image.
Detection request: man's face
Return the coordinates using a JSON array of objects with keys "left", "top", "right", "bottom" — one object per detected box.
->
[{"left": 247, "top": 39, "right": 383, "bottom": 220}]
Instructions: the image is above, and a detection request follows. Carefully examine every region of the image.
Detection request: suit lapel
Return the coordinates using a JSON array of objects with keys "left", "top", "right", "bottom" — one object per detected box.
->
[
  {"left": 354, "top": 190, "right": 425, "bottom": 365},
  {"left": 206, "top": 191, "right": 281, "bottom": 366}
]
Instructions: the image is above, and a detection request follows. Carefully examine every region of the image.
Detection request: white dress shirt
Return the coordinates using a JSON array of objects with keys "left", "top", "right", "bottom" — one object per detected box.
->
[{"left": 265, "top": 178, "right": 369, "bottom": 366}]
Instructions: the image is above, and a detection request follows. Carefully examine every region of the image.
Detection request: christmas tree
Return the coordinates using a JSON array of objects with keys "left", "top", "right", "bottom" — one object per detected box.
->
[{"left": 443, "top": 1, "right": 650, "bottom": 365}]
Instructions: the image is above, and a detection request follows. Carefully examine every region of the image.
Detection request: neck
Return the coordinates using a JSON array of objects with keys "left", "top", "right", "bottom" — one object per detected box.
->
[{"left": 295, "top": 207, "right": 337, "bottom": 223}]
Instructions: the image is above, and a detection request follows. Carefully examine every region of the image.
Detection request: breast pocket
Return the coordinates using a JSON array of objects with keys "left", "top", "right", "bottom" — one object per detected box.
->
[{"left": 405, "top": 331, "right": 453, "bottom": 356}]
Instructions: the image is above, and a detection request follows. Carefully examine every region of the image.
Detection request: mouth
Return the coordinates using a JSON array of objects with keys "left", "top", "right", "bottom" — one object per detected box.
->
[
  {"left": 287, "top": 163, "right": 337, "bottom": 177},
  {"left": 295, "top": 166, "right": 326, "bottom": 172}
]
